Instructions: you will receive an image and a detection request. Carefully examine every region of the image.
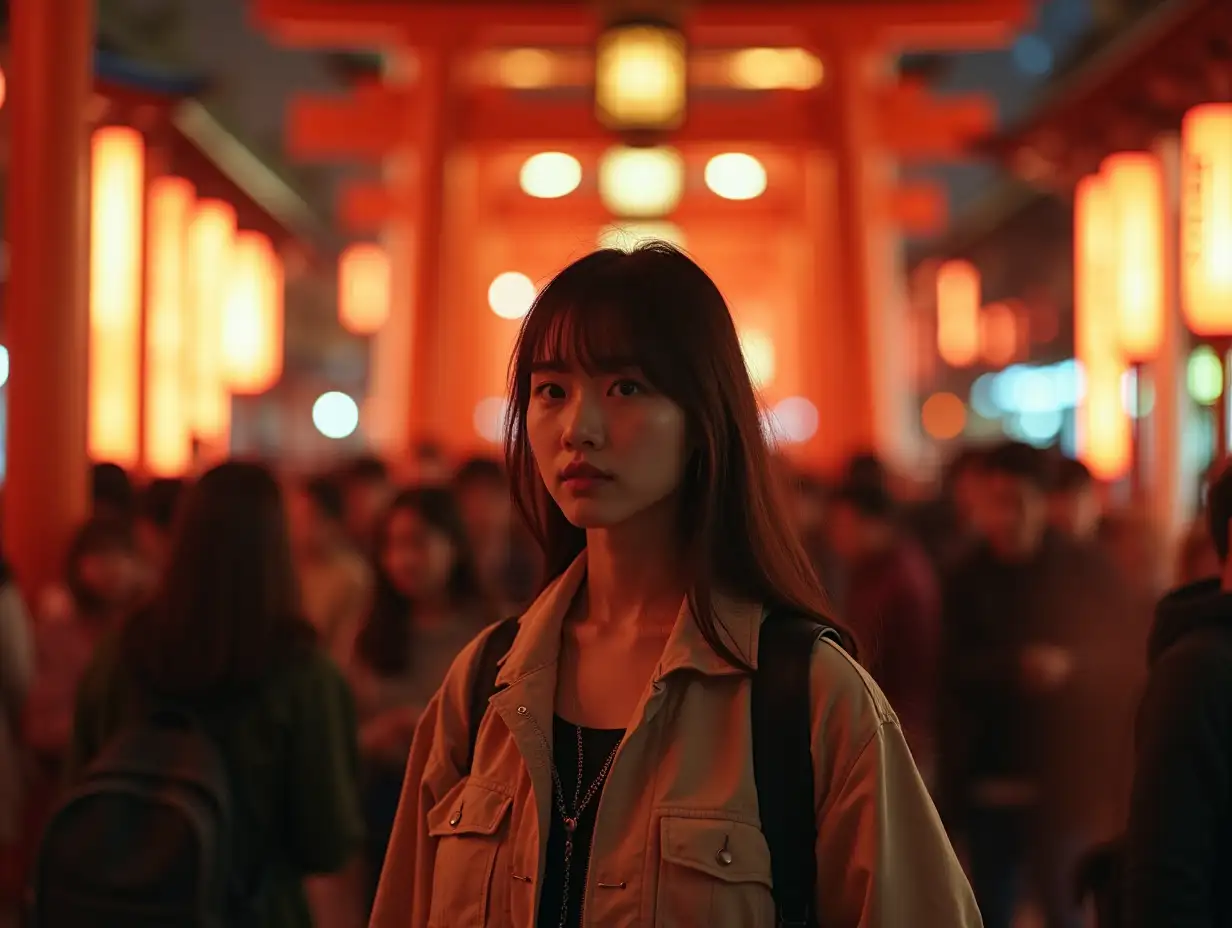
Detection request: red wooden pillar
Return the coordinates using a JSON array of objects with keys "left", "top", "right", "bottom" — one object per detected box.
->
[{"left": 4, "top": 0, "right": 95, "bottom": 600}]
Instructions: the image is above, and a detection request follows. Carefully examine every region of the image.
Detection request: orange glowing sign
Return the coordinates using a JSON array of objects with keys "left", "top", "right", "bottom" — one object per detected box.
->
[
  {"left": 1181, "top": 104, "right": 1232, "bottom": 337},
  {"left": 936, "top": 259, "right": 980, "bottom": 368}
]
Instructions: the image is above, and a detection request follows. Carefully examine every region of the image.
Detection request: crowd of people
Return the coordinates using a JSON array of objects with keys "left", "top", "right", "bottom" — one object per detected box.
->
[
  {"left": 0, "top": 433, "right": 1210, "bottom": 927},
  {"left": 0, "top": 245, "right": 1225, "bottom": 928}
]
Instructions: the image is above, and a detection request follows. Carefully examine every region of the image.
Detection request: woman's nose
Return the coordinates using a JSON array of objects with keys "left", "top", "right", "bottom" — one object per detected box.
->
[{"left": 562, "top": 392, "right": 606, "bottom": 450}]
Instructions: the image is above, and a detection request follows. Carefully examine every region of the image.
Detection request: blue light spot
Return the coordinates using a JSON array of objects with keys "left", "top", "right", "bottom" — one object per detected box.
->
[{"left": 1012, "top": 35, "right": 1054, "bottom": 77}]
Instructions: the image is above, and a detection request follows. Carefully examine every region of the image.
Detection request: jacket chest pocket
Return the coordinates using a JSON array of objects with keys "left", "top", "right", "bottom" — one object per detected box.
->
[
  {"left": 427, "top": 779, "right": 514, "bottom": 928},
  {"left": 655, "top": 816, "right": 776, "bottom": 928}
]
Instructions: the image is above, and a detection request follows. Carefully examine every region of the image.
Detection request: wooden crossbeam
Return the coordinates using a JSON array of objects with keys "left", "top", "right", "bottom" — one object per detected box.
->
[
  {"left": 875, "top": 86, "right": 993, "bottom": 159},
  {"left": 463, "top": 91, "right": 824, "bottom": 150},
  {"left": 256, "top": 0, "right": 1028, "bottom": 51},
  {"left": 287, "top": 86, "right": 414, "bottom": 161}
]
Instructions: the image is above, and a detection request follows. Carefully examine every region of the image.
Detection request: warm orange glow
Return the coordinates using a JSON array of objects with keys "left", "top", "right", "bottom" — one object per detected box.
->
[
  {"left": 936, "top": 259, "right": 980, "bottom": 367},
  {"left": 1104, "top": 152, "right": 1165, "bottom": 361},
  {"left": 921, "top": 392, "right": 966, "bottom": 440},
  {"left": 187, "top": 200, "right": 236, "bottom": 442},
  {"left": 1074, "top": 173, "right": 1131, "bottom": 480},
  {"left": 222, "top": 232, "right": 282, "bottom": 395},
  {"left": 339, "top": 242, "right": 390, "bottom": 335},
  {"left": 88, "top": 127, "right": 145, "bottom": 468},
  {"left": 979, "top": 302, "right": 1018, "bottom": 368},
  {"left": 1181, "top": 104, "right": 1232, "bottom": 336},
  {"left": 144, "top": 176, "right": 194, "bottom": 477}
]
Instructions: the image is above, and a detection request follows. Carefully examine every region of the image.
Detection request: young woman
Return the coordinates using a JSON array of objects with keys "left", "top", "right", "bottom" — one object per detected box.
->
[
  {"left": 371, "top": 244, "right": 978, "bottom": 927},
  {"left": 70, "top": 462, "right": 365, "bottom": 928},
  {"left": 349, "top": 487, "right": 493, "bottom": 896}
]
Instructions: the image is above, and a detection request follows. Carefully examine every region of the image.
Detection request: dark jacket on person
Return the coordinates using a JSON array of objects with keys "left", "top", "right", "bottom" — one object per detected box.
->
[{"left": 1124, "top": 577, "right": 1232, "bottom": 928}]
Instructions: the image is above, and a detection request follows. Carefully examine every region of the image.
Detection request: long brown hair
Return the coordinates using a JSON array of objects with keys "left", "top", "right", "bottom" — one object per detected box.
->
[
  {"left": 504, "top": 243, "right": 852, "bottom": 669},
  {"left": 123, "top": 460, "right": 315, "bottom": 695}
]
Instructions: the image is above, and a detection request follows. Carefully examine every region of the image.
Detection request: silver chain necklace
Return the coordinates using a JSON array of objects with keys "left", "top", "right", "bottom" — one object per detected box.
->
[{"left": 545, "top": 724, "right": 621, "bottom": 928}]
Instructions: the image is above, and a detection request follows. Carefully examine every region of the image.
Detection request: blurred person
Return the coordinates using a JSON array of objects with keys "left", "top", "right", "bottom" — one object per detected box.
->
[
  {"left": 289, "top": 474, "right": 371, "bottom": 667},
  {"left": 454, "top": 456, "right": 540, "bottom": 610},
  {"left": 63, "top": 462, "right": 366, "bottom": 928},
  {"left": 340, "top": 455, "right": 392, "bottom": 552},
  {"left": 1047, "top": 456, "right": 1101, "bottom": 542},
  {"left": 410, "top": 438, "right": 452, "bottom": 486},
  {"left": 0, "top": 556, "right": 32, "bottom": 918},
  {"left": 371, "top": 244, "right": 978, "bottom": 928},
  {"left": 785, "top": 468, "right": 845, "bottom": 610},
  {"left": 23, "top": 518, "right": 143, "bottom": 764},
  {"left": 940, "top": 440, "right": 1128, "bottom": 928},
  {"left": 826, "top": 480, "right": 941, "bottom": 781},
  {"left": 90, "top": 462, "right": 136, "bottom": 524},
  {"left": 1177, "top": 518, "right": 1221, "bottom": 583},
  {"left": 350, "top": 487, "right": 492, "bottom": 899},
  {"left": 1121, "top": 461, "right": 1232, "bottom": 927},
  {"left": 133, "top": 477, "right": 186, "bottom": 580},
  {"left": 907, "top": 446, "right": 990, "bottom": 580}
]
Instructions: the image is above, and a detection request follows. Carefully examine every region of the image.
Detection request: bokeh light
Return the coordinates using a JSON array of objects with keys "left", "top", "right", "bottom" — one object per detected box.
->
[
  {"left": 312, "top": 392, "right": 359, "bottom": 440},
  {"left": 519, "top": 152, "right": 582, "bottom": 199},
  {"left": 488, "top": 272, "right": 537, "bottom": 320}
]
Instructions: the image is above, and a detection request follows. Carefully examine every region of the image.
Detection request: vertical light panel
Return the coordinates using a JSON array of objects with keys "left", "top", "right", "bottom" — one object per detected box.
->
[
  {"left": 936, "top": 259, "right": 980, "bottom": 368},
  {"left": 1074, "top": 172, "right": 1130, "bottom": 480},
  {"left": 339, "top": 242, "right": 390, "bottom": 335},
  {"left": 187, "top": 200, "right": 236, "bottom": 444},
  {"left": 1104, "top": 151, "right": 1165, "bottom": 361},
  {"left": 89, "top": 126, "right": 145, "bottom": 468},
  {"left": 1181, "top": 104, "right": 1232, "bottom": 337},
  {"left": 144, "top": 175, "right": 194, "bottom": 476},
  {"left": 221, "top": 231, "right": 278, "bottom": 394}
]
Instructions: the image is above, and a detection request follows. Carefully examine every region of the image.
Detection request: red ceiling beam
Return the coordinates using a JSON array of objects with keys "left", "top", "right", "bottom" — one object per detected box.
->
[
  {"left": 888, "top": 184, "right": 948, "bottom": 236},
  {"left": 287, "top": 86, "right": 414, "bottom": 161},
  {"left": 256, "top": 0, "right": 1028, "bottom": 51}
]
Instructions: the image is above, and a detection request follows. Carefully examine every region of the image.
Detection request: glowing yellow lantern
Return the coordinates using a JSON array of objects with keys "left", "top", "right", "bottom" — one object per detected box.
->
[
  {"left": 595, "top": 20, "right": 687, "bottom": 136},
  {"left": 1074, "top": 173, "right": 1130, "bottom": 480},
  {"left": 339, "top": 243, "right": 390, "bottom": 335},
  {"left": 1103, "top": 152, "right": 1165, "bottom": 361},
  {"left": 936, "top": 259, "right": 980, "bottom": 368},
  {"left": 88, "top": 126, "right": 145, "bottom": 468},
  {"left": 188, "top": 200, "right": 236, "bottom": 442},
  {"left": 144, "top": 175, "right": 195, "bottom": 477},
  {"left": 1181, "top": 104, "right": 1232, "bottom": 336},
  {"left": 222, "top": 232, "right": 282, "bottom": 395}
]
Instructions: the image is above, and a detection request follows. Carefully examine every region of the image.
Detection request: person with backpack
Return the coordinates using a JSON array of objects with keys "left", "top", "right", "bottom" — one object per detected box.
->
[
  {"left": 33, "top": 461, "right": 366, "bottom": 928},
  {"left": 1122, "top": 459, "right": 1232, "bottom": 927},
  {"left": 370, "top": 244, "right": 978, "bottom": 927}
]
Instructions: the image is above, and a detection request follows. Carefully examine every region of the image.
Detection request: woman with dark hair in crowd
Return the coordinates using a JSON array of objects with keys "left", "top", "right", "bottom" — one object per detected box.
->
[
  {"left": 69, "top": 462, "right": 365, "bottom": 928},
  {"left": 350, "top": 487, "right": 493, "bottom": 898},
  {"left": 372, "top": 244, "right": 976, "bottom": 927}
]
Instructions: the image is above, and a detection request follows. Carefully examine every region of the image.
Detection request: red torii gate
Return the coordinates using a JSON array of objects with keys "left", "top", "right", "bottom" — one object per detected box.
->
[{"left": 258, "top": 0, "right": 1027, "bottom": 470}]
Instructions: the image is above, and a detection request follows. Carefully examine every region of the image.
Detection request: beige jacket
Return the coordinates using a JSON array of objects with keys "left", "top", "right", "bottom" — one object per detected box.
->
[{"left": 371, "top": 554, "right": 980, "bottom": 927}]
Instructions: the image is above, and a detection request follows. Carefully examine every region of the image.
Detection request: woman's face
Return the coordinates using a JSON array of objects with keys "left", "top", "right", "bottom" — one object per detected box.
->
[
  {"left": 381, "top": 508, "right": 457, "bottom": 600},
  {"left": 527, "top": 362, "right": 688, "bottom": 530}
]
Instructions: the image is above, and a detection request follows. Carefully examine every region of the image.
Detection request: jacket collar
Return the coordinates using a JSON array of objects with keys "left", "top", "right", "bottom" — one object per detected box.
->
[{"left": 495, "top": 551, "right": 763, "bottom": 688}]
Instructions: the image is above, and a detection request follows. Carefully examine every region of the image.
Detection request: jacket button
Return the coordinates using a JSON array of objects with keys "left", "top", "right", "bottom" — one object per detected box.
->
[
  {"left": 716, "top": 849, "right": 733, "bottom": 866},
  {"left": 449, "top": 810, "right": 462, "bottom": 827},
  {"left": 517, "top": 706, "right": 528, "bottom": 715}
]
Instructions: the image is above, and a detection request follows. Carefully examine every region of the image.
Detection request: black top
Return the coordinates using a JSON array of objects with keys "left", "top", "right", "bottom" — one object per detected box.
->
[
  {"left": 1124, "top": 578, "right": 1232, "bottom": 928},
  {"left": 536, "top": 715, "right": 624, "bottom": 928}
]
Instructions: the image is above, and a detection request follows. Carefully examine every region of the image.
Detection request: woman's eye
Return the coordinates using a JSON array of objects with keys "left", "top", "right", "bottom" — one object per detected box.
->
[
  {"left": 533, "top": 382, "right": 565, "bottom": 400},
  {"left": 610, "top": 379, "right": 644, "bottom": 398}
]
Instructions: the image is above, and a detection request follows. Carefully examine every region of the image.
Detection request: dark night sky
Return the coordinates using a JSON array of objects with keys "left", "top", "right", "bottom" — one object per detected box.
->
[{"left": 180, "top": 0, "right": 1096, "bottom": 230}]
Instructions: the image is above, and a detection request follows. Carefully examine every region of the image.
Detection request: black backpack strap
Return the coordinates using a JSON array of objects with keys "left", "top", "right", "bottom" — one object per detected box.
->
[
  {"left": 752, "top": 612, "right": 843, "bottom": 928},
  {"left": 465, "top": 616, "right": 521, "bottom": 772}
]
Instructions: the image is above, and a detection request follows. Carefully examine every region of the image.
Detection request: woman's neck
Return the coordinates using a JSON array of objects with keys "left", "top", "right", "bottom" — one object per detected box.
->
[{"left": 583, "top": 512, "right": 686, "bottom": 632}]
